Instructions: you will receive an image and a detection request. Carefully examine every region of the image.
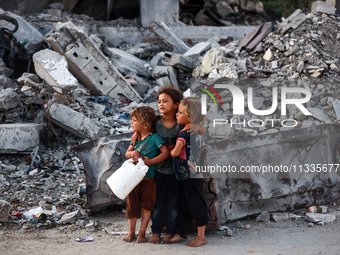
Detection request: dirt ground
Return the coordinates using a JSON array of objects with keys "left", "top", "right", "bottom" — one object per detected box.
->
[{"left": 0, "top": 205, "right": 339, "bottom": 255}]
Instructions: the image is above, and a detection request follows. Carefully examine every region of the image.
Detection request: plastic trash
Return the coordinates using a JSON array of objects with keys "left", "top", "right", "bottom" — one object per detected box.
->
[
  {"left": 118, "top": 112, "right": 130, "bottom": 120},
  {"left": 106, "top": 158, "right": 149, "bottom": 200},
  {"left": 23, "top": 207, "right": 43, "bottom": 220}
]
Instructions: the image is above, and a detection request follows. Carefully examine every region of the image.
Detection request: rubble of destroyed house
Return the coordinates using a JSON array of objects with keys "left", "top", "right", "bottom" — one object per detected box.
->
[{"left": 0, "top": 0, "right": 340, "bottom": 232}]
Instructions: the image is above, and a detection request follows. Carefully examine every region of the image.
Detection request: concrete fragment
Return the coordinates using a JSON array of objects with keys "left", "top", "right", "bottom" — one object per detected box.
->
[
  {"left": 263, "top": 48, "right": 273, "bottom": 61},
  {"left": 332, "top": 99, "right": 340, "bottom": 120},
  {"left": 33, "top": 49, "right": 78, "bottom": 93},
  {"left": 256, "top": 210, "right": 270, "bottom": 223},
  {"left": 273, "top": 40, "right": 285, "bottom": 51},
  {"left": 305, "top": 213, "right": 336, "bottom": 223},
  {"left": 17, "top": 72, "right": 40, "bottom": 86},
  {"left": 58, "top": 210, "right": 80, "bottom": 224},
  {"left": 311, "top": 1, "right": 336, "bottom": 15},
  {"left": 279, "top": 9, "right": 307, "bottom": 34},
  {"left": 150, "top": 22, "right": 190, "bottom": 54},
  {"left": 46, "top": 22, "right": 141, "bottom": 102},
  {"left": 184, "top": 40, "right": 212, "bottom": 60},
  {"left": 104, "top": 47, "right": 152, "bottom": 78},
  {"left": 48, "top": 103, "right": 102, "bottom": 140},
  {"left": 209, "top": 123, "right": 234, "bottom": 139},
  {"left": 0, "top": 88, "right": 20, "bottom": 110},
  {"left": 307, "top": 107, "right": 332, "bottom": 123},
  {"left": 162, "top": 52, "right": 195, "bottom": 72},
  {"left": 216, "top": 2, "right": 233, "bottom": 19},
  {"left": 0, "top": 124, "right": 44, "bottom": 152},
  {"left": 0, "top": 200, "right": 10, "bottom": 222},
  {"left": 271, "top": 212, "right": 289, "bottom": 222},
  {"left": 140, "top": 0, "right": 179, "bottom": 27},
  {"left": 225, "top": 226, "right": 233, "bottom": 236}
]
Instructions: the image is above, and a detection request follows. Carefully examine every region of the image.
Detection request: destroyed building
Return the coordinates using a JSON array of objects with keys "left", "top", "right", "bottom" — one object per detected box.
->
[{"left": 0, "top": 0, "right": 340, "bottom": 230}]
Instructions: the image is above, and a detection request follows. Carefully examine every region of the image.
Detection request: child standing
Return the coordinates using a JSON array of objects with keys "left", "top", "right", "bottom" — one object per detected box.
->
[
  {"left": 124, "top": 106, "right": 169, "bottom": 243},
  {"left": 148, "top": 85, "right": 184, "bottom": 244},
  {"left": 170, "top": 98, "right": 208, "bottom": 247}
]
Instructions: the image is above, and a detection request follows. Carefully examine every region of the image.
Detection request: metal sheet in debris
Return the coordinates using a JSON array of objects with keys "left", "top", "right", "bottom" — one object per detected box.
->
[
  {"left": 73, "top": 133, "right": 132, "bottom": 209},
  {"left": 207, "top": 124, "right": 340, "bottom": 225}
]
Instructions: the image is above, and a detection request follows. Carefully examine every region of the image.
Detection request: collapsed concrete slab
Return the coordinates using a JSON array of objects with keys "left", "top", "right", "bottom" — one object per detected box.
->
[
  {"left": 207, "top": 124, "right": 340, "bottom": 225},
  {"left": 0, "top": 123, "right": 44, "bottom": 153},
  {"left": 98, "top": 26, "right": 257, "bottom": 47},
  {"left": 150, "top": 22, "right": 190, "bottom": 54},
  {"left": 46, "top": 22, "right": 141, "bottom": 102},
  {"left": 48, "top": 103, "right": 102, "bottom": 140},
  {"left": 104, "top": 47, "right": 152, "bottom": 78},
  {"left": 33, "top": 49, "right": 78, "bottom": 93},
  {"left": 278, "top": 9, "right": 307, "bottom": 34}
]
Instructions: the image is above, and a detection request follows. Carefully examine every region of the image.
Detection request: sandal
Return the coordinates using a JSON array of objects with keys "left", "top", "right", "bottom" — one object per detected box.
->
[{"left": 76, "top": 237, "right": 94, "bottom": 242}]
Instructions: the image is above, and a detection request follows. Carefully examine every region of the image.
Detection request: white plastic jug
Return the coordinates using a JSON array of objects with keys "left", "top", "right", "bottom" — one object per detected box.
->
[{"left": 106, "top": 158, "right": 149, "bottom": 200}]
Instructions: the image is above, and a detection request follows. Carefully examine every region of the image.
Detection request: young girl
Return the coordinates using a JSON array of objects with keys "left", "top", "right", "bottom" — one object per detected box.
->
[
  {"left": 170, "top": 97, "right": 208, "bottom": 247},
  {"left": 148, "top": 84, "right": 184, "bottom": 244},
  {"left": 124, "top": 106, "right": 169, "bottom": 243}
]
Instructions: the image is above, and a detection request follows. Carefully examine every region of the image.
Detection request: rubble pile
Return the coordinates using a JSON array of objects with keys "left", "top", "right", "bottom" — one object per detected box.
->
[
  {"left": 250, "top": 11, "right": 340, "bottom": 79},
  {"left": 0, "top": 1, "right": 339, "bottom": 231}
]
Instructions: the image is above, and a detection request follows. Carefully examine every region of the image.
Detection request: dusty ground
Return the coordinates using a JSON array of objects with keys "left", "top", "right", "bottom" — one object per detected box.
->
[{"left": 1, "top": 205, "right": 339, "bottom": 255}]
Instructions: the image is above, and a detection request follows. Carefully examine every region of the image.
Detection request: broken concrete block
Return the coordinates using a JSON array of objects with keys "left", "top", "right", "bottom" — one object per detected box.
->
[
  {"left": 46, "top": 22, "right": 141, "bottom": 102},
  {"left": 17, "top": 72, "right": 40, "bottom": 86},
  {"left": 150, "top": 52, "right": 165, "bottom": 66},
  {"left": 126, "top": 43, "right": 154, "bottom": 59},
  {"left": 332, "top": 99, "right": 340, "bottom": 120},
  {"left": 311, "top": 1, "right": 336, "bottom": 15},
  {"left": 271, "top": 212, "right": 289, "bottom": 222},
  {"left": 263, "top": 48, "right": 273, "bottom": 61},
  {"left": 156, "top": 76, "right": 171, "bottom": 87},
  {"left": 33, "top": 49, "right": 78, "bottom": 93},
  {"left": 104, "top": 47, "right": 152, "bottom": 78},
  {"left": 307, "top": 107, "right": 332, "bottom": 123},
  {"left": 48, "top": 103, "right": 102, "bottom": 140},
  {"left": 140, "top": 0, "right": 179, "bottom": 27},
  {"left": 183, "top": 40, "right": 212, "bottom": 60},
  {"left": 58, "top": 210, "right": 80, "bottom": 224},
  {"left": 0, "top": 200, "right": 10, "bottom": 222},
  {"left": 0, "top": 75, "right": 12, "bottom": 87},
  {"left": 150, "top": 22, "right": 190, "bottom": 54},
  {"left": 153, "top": 66, "right": 169, "bottom": 78},
  {"left": 256, "top": 210, "right": 270, "bottom": 223},
  {"left": 216, "top": 2, "right": 233, "bottom": 19},
  {"left": 279, "top": 9, "right": 307, "bottom": 34},
  {"left": 162, "top": 52, "right": 195, "bottom": 72},
  {"left": 305, "top": 213, "right": 336, "bottom": 223},
  {"left": 0, "top": 88, "right": 20, "bottom": 110},
  {"left": 0, "top": 124, "right": 44, "bottom": 152}
]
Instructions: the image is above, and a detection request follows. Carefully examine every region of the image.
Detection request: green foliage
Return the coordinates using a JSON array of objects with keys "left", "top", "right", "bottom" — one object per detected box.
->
[{"left": 261, "top": 0, "right": 316, "bottom": 18}]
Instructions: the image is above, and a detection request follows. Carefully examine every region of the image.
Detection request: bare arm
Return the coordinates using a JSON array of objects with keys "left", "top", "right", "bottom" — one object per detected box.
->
[
  {"left": 170, "top": 139, "right": 185, "bottom": 158},
  {"left": 185, "top": 123, "right": 206, "bottom": 135},
  {"left": 143, "top": 145, "right": 170, "bottom": 166},
  {"left": 125, "top": 144, "right": 142, "bottom": 162}
]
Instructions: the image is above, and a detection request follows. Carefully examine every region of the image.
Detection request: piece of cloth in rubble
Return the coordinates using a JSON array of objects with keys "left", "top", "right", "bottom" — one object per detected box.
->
[
  {"left": 238, "top": 22, "right": 273, "bottom": 53},
  {"left": 192, "top": 47, "right": 227, "bottom": 78}
]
